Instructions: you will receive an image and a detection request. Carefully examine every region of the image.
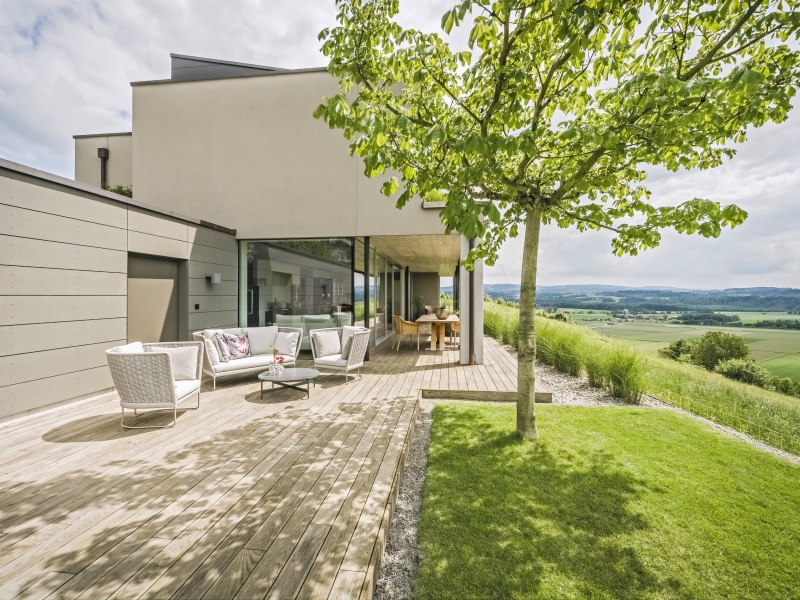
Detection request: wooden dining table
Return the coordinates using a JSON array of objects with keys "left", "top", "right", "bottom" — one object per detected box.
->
[{"left": 416, "top": 314, "right": 459, "bottom": 351}]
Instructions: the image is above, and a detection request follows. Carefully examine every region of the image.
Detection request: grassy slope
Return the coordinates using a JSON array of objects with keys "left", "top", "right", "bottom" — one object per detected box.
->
[{"left": 416, "top": 403, "right": 800, "bottom": 600}]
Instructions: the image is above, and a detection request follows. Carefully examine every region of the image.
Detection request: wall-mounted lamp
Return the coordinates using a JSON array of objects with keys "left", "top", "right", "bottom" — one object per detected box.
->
[{"left": 205, "top": 273, "right": 222, "bottom": 284}]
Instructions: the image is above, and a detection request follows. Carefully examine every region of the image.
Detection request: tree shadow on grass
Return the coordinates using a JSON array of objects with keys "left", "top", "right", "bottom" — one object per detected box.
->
[{"left": 416, "top": 404, "right": 681, "bottom": 600}]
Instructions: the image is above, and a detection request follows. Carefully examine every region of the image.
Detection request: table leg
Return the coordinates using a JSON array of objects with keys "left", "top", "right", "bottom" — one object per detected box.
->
[
  {"left": 430, "top": 324, "right": 437, "bottom": 351},
  {"left": 438, "top": 323, "right": 446, "bottom": 351}
]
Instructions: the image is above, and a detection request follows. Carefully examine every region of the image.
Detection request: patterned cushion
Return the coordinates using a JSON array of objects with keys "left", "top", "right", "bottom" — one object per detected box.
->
[
  {"left": 223, "top": 332, "right": 250, "bottom": 359},
  {"left": 214, "top": 333, "right": 232, "bottom": 362}
]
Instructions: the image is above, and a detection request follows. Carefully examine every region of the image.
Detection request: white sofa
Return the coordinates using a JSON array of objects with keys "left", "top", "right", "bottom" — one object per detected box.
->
[{"left": 192, "top": 326, "right": 303, "bottom": 390}]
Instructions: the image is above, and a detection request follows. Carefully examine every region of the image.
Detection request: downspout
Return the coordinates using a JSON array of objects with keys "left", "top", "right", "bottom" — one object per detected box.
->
[
  {"left": 98, "top": 147, "right": 109, "bottom": 189},
  {"left": 469, "top": 237, "right": 476, "bottom": 365}
]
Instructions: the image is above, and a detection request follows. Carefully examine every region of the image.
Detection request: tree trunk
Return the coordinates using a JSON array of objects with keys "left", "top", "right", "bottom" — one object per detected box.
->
[{"left": 517, "top": 207, "right": 542, "bottom": 440}]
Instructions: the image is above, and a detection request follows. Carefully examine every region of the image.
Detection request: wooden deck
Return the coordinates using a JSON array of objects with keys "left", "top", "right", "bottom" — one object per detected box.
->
[{"left": 0, "top": 336, "right": 541, "bottom": 600}]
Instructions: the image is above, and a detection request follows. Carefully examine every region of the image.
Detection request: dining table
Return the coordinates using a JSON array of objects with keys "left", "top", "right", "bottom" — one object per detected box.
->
[{"left": 415, "top": 314, "right": 459, "bottom": 351}]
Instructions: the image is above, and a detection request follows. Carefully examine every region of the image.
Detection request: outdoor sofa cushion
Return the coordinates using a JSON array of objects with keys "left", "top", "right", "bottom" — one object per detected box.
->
[
  {"left": 116, "top": 341, "right": 144, "bottom": 354},
  {"left": 314, "top": 354, "right": 348, "bottom": 368},
  {"left": 340, "top": 326, "right": 362, "bottom": 360},
  {"left": 174, "top": 379, "right": 201, "bottom": 400},
  {"left": 212, "top": 354, "right": 292, "bottom": 373},
  {"left": 150, "top": 345, "right": 198, "bottom": 381},
  {"left": 275, "top": 331, "right": 300, "bottom": 357},
  {"left": 245, "top": 326, "right": 279, "bottom": 355},
  {"left": 314, "top": 330, "right": 341, "bottom": 357}
]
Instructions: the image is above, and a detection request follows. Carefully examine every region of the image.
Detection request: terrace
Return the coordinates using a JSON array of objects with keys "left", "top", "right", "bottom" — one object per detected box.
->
[{"left": 0, "top": 336, "right": 549, "bottom": 600}]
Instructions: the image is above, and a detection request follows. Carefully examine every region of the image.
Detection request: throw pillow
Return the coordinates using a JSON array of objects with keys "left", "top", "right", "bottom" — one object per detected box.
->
[
  {"left": 224, "top": 332, "right": 250, "bottom": 359},
  {"left": 214, "top": 333, "right": 232, "bottom": 362},
  {"left": 275, "top": 331, "right": 300, "bottom": 357},
  {"left": 245, "top": 326, "right": 279, "bottom": 355},
  {"left": 150, "top": 345, "right": 198, "bottom": 381},
  {"left": 313, "top": 329, "right": 341, "bottom": 357},
  {"left": 203, "top": 338, "right": 220, "bottom": 365},
  {"left": 115, "top": 341, "right": 144, "bottom": 354}
]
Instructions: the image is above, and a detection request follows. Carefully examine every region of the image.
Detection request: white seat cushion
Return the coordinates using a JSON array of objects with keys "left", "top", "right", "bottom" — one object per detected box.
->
[
  {"left": 174, "top": 379, "right": 200, "bottom": 401},
  {"left": 214, "top": 354, "right": 274, "bottom": 373},
  {"left": 315, "top": 354, "right": 348, "bottom": 368},
  {"left": 245, "top": 326, "right": 279, "bottom": 355}
]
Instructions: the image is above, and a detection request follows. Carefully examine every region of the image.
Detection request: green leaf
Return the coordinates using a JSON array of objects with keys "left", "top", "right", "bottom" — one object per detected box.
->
[
  {"left": 424, "top": 124, "right": 446, "bottom": 146},
  {"left": 464, "top": 132, "right": 488, "bottom": 154}
]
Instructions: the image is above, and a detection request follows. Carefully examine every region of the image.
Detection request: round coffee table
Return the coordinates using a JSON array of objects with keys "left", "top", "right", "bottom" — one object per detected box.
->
[{"left": 258, "top": 368, "right": 320, "bottom": 399}]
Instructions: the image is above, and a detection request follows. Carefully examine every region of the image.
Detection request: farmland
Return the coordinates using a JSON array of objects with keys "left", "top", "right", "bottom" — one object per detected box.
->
[{"left": 585, "top": 319, "right": 800, "bottom": 382}]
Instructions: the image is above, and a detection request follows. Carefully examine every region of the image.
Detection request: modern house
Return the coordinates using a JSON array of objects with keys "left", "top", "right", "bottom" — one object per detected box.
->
[{"left": 0, "top": 53, "right": 484, "bottom": 422}]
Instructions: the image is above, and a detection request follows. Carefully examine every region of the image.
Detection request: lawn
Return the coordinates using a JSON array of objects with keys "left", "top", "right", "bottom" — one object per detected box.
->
[{"left": 415, "top": 403, "right": 800, "bottom": 600}]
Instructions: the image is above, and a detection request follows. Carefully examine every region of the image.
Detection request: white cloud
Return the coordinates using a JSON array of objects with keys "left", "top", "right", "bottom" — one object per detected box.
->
[{"left": 1, "top": 0, "right": 797, "bottom": 289}]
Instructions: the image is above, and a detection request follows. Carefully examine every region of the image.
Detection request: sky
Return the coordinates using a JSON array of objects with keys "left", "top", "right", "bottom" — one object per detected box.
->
[{"left": 1, "top": 0, "right": 798, "bottom": 290}]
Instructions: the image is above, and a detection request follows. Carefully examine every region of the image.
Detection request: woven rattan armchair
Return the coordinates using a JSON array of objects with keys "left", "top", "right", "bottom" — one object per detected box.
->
[
  {"left": 393, "top": 316, "right": 421, "bottom": 351},
  {"left": 106, "top": 341, "right": 203, "bottom": 429},
  {"left": 310, "top": 327, "right": 370, "bottom": 383}
]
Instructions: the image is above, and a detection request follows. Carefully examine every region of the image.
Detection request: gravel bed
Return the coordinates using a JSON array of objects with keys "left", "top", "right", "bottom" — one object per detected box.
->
[{"left": 374, "top": 399, "right": 433, "bottom": 600}]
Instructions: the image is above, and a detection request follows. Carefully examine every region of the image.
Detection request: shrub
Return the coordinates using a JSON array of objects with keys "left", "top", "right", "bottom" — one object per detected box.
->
[
  {"left": 714, "top": 359, "right": 775, "bottom": 389},
  {"left": 605, "top": 342, "right": 645, "bottom": 402},
  {"left": 774, "top": 377, "right": 799, "bottom": 397},
  {"left": 658, "top": 338, "right": 694, "bottom": 361},
  {"left": 690, "top": 331, "right": 750, "bottom": 371}
]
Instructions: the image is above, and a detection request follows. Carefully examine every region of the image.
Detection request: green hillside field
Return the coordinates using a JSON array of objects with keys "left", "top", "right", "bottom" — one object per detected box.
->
[{"left": 590, "top": 321, "right": 800, "bottom": 382}]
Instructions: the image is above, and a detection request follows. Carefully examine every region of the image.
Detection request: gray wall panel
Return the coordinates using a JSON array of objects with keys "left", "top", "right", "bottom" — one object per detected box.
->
[
  {"left": 0, "top": 266, "right": 127, "bottom": 296},
  {"left": 0, "top": 318, "right": 127, "bottom": 356},
  {"left": 1, "top": 170, "right": 128, "bottom": 228},
  {"left": 0, "top": 296, "right": 126, "bottom": 326},
  {"left": 0, "top": 234, "right": 127, "bottom": 272},
  {"left": 127, "top": 230, "right": 188, "bottom": 259},
  {"left": 188, "top": 311, "right": 239, "bottom": 332},
  {"left": 188, "top": 243, "right": 238, "bottom": 267},
  {"left": 0, "top": 341, "right": 124, "bottom": 387},
  {"left": 0, "top": 367, "right": 114, "bottom": 420},
  {"left": 0, "top": 205, "right": 128, "bottom": 251}
]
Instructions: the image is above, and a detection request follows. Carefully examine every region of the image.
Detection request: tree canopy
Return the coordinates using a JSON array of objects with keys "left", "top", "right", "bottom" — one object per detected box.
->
[{"left": 316, "top": 0, "right": 799, "bottom": 265}]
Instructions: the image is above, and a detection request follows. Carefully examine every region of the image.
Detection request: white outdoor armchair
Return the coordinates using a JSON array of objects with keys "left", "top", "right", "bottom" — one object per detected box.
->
[
  {"left": 310, "top": 327, "right": 370, "bottom": 383},
  {"left": 106, "top": 341, "right": 204, "bottom": 429}
]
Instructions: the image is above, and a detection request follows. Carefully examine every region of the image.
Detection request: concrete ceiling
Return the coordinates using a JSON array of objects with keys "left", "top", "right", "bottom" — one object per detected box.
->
[{"left": 370, "top": 234, "right": 461, "bottom": 276}]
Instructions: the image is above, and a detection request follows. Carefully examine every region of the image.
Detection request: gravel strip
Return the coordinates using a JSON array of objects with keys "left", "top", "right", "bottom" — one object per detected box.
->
[{"left": 374, "top": 399, "right": 433, "bottom": 600}]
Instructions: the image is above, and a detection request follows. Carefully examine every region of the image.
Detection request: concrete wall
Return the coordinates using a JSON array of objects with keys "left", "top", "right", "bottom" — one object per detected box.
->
[
  {"left": 411, "top": 272, "right": 440, "bottom": 316},
  {"left": 131, "top": 70, "right": 446, "bottom": 239},
  {"left": 0, "top": 160, "right": 237, "bottom": 421},
  {"left": 74, "top": 133, "right": 133, "bottom": 190}
]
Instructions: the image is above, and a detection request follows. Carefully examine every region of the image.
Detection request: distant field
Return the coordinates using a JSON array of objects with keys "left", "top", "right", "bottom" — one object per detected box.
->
[
  {"left": 588, "top": 321, "right": 800, "bottom": 382},
  {"left": 717, "top": 311, "right": 798, "bottom": 324}
]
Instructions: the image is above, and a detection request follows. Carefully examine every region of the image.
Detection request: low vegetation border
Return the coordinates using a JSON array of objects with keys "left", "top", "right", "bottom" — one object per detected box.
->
[{"left": 484, "top": 302, "right": 800, "bottom": 456}]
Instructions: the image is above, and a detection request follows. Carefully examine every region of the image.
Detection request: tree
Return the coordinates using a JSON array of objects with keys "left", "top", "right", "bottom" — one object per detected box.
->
[
  {"left": 691, "top": 331, "right": 751, "bottom": 370},
  {"left": 315, "top": 0, "right": 800, "bottom": 439}
]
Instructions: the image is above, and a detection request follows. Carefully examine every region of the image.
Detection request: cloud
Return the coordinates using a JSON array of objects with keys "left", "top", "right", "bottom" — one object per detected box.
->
[{"left": 1, "top": 1, "right": 797, "bottom": 289}]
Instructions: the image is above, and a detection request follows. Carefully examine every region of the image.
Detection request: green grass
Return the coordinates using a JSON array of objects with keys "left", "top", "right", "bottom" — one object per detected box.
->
[
  {"left": 484, "top": 302, "right": 800, "bottom": 455},
  {"left": 415, "top": 403, "right": 800, "bottom": 600}
]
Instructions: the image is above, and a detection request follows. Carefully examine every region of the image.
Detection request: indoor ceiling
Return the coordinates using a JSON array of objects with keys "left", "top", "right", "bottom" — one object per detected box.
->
[{"left": 370, "top": 234, "right": 461, "bottom": 276}]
